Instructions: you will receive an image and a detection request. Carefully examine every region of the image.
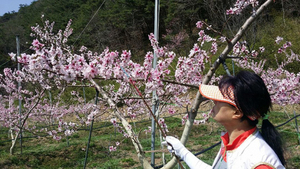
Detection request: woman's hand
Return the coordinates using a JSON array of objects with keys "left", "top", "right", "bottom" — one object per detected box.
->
[
  {"left": 162, "top": 136, "right": 187, "bottom": 158},
  {"left": 162, "top": 136, "right": 212, "bottom": 169}
]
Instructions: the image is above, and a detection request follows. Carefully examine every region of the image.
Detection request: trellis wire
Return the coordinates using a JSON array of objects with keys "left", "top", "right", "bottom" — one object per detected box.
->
[{"left": 1, "top": 114, "right": 299, "bottom": 142}]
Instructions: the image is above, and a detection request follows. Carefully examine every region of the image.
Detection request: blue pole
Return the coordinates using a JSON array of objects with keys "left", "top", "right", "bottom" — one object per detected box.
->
[{"left": 83, "top": 89, "right": 99, "bottom": 169}]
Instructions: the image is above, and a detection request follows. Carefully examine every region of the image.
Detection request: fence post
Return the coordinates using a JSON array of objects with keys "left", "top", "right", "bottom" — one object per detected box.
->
[
  {"left": 83, "top": 89, "right": 99, "bottom": 169},
  {"left": 16, "top": 35, "right": 23, "bottom": 154},
  {"left": 82, "top": 82, "right": 86, "bottom": 104},
  {"left": 294, "top": 110, "right": 300, "bottom": 145},
  {"left": 151, "top": 0, "right": 160, "bottom": 167}
]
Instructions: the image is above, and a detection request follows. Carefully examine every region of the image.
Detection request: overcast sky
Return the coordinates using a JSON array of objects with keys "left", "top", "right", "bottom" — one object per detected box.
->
[{"left": 0, "top": 0, "right": 34, "bottom": 16}]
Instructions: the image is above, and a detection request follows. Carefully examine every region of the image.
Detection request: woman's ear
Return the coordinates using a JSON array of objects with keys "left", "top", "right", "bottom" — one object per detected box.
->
[{"left": 232, "top": 109, "right": 243, "bottom": 120}]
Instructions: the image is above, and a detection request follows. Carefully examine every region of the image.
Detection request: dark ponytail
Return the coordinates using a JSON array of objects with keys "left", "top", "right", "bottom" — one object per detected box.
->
[
  {"left": 219, "top": 70, "right": 286, "bottom": 166},
  {"left": 261, "top": 118, "right": 286, "bottom": 165}
]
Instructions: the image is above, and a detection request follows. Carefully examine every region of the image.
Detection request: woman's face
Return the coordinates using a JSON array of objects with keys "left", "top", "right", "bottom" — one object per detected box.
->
[{"left": 211, "top": 100, "right": 237, "bottom": 124}]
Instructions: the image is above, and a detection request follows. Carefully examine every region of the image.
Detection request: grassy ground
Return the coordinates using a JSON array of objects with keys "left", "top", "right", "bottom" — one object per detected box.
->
[{"left": 0, "top": 110, "right": 299, "bottom": 169}]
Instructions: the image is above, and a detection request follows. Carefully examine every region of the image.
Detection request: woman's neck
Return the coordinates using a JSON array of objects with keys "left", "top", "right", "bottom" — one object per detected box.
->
[{"left": 225, "top": 121, "right": 254, "bottom": 145}]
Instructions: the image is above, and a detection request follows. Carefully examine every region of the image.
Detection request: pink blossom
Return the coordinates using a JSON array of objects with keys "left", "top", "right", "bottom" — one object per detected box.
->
[
  {"left": 251, "top": 50, "right": 258, "bottom": 57},
  {"left": 71, "top": 91, "right": 77, "bottom": 95},
  {"left": 181, "top": 119, "right": 185, "bottom": 125},
  {"left": 144, "top": 126, "right": 151, "bottom": 134},
  {"left": 259, "top": 47, "right": 265, "bottom": 53},
  {"left": 9, "top": 53, "right": 16, "bottom": 61},
  {"left": 210, "top": 42, "right": 218, "bottom": 54},
  {"left": 198, "top": 30, "right": 205, "bottom": 37},
  {"left": 79, "top": 46, "right": 87, "bottom": 52},
  {"left": 53, "top": 135, "right": 62, "bottom": 141},
  {"left": 196, "top": 21, "right": 203, "bottom": 28},
  {"left": 110, "top": 118, "right": 118, "bottom": 127},
  {"left": 275, "top": 36, "right": 283, "bottom": 44},
  {"left": 109, "top": 146, "right": 117, "bottom": 152},
  {"left": 81, "top": 64, "right": 98, "bottom": 79},
  {"left": 226, "top": 0, "right": 259, "bottom": 15},
  {"left": 219, "top": 36, "right": 227, "bottom": 43},
  {"left": 226, "top": 8, "right": 234, "bottom": 15},
  {"left": 168, "top": 108, "right": 175, "bottom": 115},
  {"left": 31, "top": 39, "right": 44, "bottom": 50}
]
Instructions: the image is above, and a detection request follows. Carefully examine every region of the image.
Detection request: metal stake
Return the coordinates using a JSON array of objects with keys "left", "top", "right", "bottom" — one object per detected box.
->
[{"left": 83, "top": 89, "right": 99, "bottom": 169}]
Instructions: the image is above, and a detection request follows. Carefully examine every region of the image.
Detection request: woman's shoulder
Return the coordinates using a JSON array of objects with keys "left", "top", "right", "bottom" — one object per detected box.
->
[
  {"left": 243, "top": 131, "right": 276, "bottom": 155},
  {"left": 239, "top": 131, "right": 285, "bottom": 168}
]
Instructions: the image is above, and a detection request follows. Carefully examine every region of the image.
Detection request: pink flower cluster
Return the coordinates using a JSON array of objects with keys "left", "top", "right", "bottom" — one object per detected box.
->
[
  {"left": 144, "top": 126, "right": 152, "bottom": 134},
  {"left": 2, "top": 7, "right": 300, "bottom": 147},
  {"left": 235, "top": 37, "right": 300, "bottom": 106},
  {"left": 226, "top": 0, "right": 259, "bottom": 15},
  {"left": 277, "top": 41, "right": 292, "bottom": 54},
  {"left": 110, "top": 118, "right": 129, "bottom": 138},
  {"left": 4, "top": 18, "right": 221, "bottom": 138},
  {"left": 158, "top": 118, "right": 169, "bottom": 134},
  {"left": 109, "top": 142, "right": 120, "bottom": 152}
]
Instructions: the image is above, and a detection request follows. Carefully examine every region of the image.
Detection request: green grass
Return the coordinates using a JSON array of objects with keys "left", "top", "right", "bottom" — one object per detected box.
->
[{"left": 0, "top": 112, "right": 299, "bottom": 169}]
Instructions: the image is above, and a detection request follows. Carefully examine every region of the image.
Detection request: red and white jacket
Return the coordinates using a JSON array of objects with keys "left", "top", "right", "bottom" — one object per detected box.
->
[{"left": 181, "top": 127, "right": 285, "bottom": 169}]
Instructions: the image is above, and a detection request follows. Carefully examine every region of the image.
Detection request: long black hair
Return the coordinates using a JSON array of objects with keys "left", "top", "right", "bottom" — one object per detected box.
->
[{"left": 219, "top": 70, "right": 286, "bottom": 166}]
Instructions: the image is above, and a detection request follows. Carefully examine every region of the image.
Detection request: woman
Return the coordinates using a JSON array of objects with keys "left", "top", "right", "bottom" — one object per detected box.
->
[{"left": 163, "top": 71, "right": 286, "bottom": 169}]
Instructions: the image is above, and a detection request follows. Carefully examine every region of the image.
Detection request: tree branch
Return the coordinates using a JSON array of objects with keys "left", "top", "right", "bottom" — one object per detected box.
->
[
  {"left": 162, "top": 79, "right": 199, "bottom": 89},
  {"left": 10, "top": 89, "right": 46, "bottom": 155}
]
